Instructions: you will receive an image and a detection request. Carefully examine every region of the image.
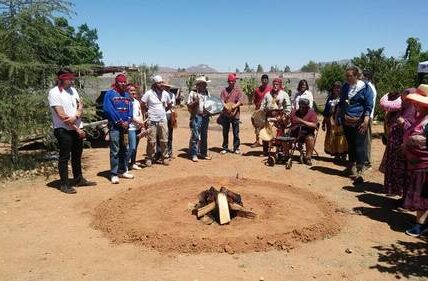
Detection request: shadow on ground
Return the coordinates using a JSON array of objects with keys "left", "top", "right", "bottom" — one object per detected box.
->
[
  {"left": 343, "top": 182, "right": 384, "bottom": 194},
  {"left": 353, "top": 192, "right": 414, "bottom": 232},
  {"left": 371, "top": 238, "right": 428, "bottom": 279}
]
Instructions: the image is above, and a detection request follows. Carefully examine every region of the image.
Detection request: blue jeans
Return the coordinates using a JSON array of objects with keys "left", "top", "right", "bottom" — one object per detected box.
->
[
  {"left": 221, "top": 115, "right": 240, "bottom": 151},
  {"left": 189, "top": 115, "right": 209, "bottom": 157},
  {"left": 128, "top": 129, "right": 140, "bottom": 166},
  {"left": 109, "top": 128, "right": 129, "bottom": 176}
]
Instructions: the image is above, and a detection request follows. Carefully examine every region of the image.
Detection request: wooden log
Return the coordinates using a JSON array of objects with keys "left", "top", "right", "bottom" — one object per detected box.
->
[
  {"left": 196, "top": 202, "right": 216, "bottom": 218},
  {"left": 217, "top": 192, "right": 231, "bottom": 224},
  {"left": 229, "top": 202, "right": 245, "bottom": 211}
]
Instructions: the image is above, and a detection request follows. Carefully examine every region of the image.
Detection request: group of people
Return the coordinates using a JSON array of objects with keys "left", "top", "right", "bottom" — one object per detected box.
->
[{"left": 48, "top": 67, "right": 428, "bottom": 237}]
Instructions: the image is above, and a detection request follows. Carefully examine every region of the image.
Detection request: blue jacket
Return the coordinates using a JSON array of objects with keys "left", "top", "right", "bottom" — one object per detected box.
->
[
  {"left": 102, "top": 89, "right": 133, "bottom": 129},
  {"left": 338, "top": 81, "right": 374, "bottom": 121}
]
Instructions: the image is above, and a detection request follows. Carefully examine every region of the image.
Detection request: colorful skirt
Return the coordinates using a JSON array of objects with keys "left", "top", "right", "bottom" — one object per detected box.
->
[
  {"left": 324, "top": 124, "right": 348, "bottom": 156},
  {"left": 403, "top": 169, "right": 428, "bottom": 211},
  {"left": 381, "top": 125, "right": 408, "bottom": 196}
]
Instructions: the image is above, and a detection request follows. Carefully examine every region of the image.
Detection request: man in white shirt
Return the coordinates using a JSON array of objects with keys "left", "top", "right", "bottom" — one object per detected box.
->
[
  {"left": 363, "top": 69, "right": 377, "bottom": 169},
  {"left": 141, "top": 75, "right": 172, "bottom": 166},
  {"left": 48, "top": 68, "right": 96, "bottom": 194}
]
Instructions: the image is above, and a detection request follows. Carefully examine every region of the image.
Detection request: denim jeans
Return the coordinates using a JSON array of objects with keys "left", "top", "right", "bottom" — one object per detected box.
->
[
  {"left": 221, "top": 115, "right": 240, "bottom": 151},
  {"left": 128, "top": 129, "right": 140, "bottom": 166},
  {"left": 343, "top": 125, "right": 367, "bottom": 169},
  {"left": 189, "top": 115, "right": 209, "bottom": 157},
  {"left": 54, "top": 128, "right": 83, "bottom": 185},
  {"left": 109, "top": 128, "right": 129, "bottom": 176}
]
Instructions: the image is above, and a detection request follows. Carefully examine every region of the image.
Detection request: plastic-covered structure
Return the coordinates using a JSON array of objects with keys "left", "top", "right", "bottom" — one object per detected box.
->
[{"left": 418, "top": 61, "right": 428, "bottom": 84}]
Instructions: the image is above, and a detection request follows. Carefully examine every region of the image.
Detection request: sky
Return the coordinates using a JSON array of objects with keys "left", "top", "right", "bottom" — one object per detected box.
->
[{"left": 69, "top": 0, "right": 428, "bottom": 72}]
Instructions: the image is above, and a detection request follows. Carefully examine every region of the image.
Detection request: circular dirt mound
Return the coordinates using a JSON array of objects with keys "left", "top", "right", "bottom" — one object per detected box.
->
[{"left": 92, "top": 176, "right": 344, "bottom": 253}]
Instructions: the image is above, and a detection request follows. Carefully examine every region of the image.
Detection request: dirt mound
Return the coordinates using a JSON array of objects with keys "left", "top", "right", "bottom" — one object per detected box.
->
[{"left": 92, "top": 176, "right": 344, "bottom": 254}]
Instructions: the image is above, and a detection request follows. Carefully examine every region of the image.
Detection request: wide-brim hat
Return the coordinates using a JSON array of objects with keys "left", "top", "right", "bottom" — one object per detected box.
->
[
  {"left": 195, "top": 76, "right": 211, "bottom": 84},
  {"left": 259, "top": 124, "right": 275, "bottom": 141},
  {"left": 405, "top": 84, "right": 428, "bottom": 107}
]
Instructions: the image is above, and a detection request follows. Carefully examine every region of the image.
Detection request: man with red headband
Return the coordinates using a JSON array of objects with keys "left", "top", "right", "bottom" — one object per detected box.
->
[
  {"left": 251, "top": 74, "right": 272, "bottom": 147},
  {"left": 103, "top": 74, "right": 134, "bottom": 184},
  {"left": 219, "top": 73, "right": 244, "bottom": 154},
  {"left": 48, "top": 68, "right": 96, "bottom": 194}
]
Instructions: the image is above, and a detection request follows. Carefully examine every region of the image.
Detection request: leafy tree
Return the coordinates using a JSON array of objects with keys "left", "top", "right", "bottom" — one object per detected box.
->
[
  {"left": 185, "top": 73, "right": 197, "bottom": 94},
  {"left": 235, "top": 68, "right": 240, "bottom": 73},
  {"left": 239, "top": 77, "right": 258, "bottom": 104},
  {"left": 244, "top": 62, "right": 253, "bottom": 73},
  {"left": 284, "top": 65, "right": 291, "bottom": 72},
  {"left": 270, "top": 65, "right": 280, "bottom": 73},
  {"left": 301, "top": 60, "right": 320, "bottom": 72},
  {"left": 0, "top": 0, "right": 102, "bottom": 166},
  {"left": 316, "top": 63, "right": 346, "bottom": 92},
  {"left": 256, "top": 64, "right": 263, "bottom": 73}
]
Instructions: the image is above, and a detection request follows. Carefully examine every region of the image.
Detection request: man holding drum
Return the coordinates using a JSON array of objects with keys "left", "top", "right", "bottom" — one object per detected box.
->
[
  {"left": 187, "top": 75, "right": 212, "bottom": 162},
  {"left": 251, "top": 74, "right": 272, "bottom": 148}
]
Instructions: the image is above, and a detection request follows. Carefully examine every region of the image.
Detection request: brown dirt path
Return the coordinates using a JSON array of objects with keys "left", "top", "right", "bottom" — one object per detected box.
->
[{"left": 0, "top": 107, "right": 426, "bottom": 281}]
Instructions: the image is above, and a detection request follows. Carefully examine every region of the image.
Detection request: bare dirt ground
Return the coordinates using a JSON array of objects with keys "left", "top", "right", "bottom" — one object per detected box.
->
[{"left": 1, "top": 107, "right": 427, "bottom": 281}]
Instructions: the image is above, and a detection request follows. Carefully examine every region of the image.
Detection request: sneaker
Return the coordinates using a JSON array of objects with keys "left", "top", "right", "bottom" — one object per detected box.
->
[
  {"left": 201, "top": 155, "right": 212, "bottom": 160},
  {"left": 405, "top": 224, "right": 428, "bottom": 237},
  {"left": 233, "top": 150, "right": 241, "bottom": 155},
  {"left": 145, "top": 159, "right": 152, "bottom": 167},
  {"left": 162, "top": 158, "right": 170, "bottom": 166},
  {"left": 74, "top": 177, "right": 97, "bottom": 187},
  {"left": 119, "top": 172, "right": 135, "bottom": 179},
  {"left": 353, "top": 170, "right": 364, "bottom": 184},
  {"left": 192, "top": 155, "right": 199, "bottom": 162},
  {"left": 220, "top": 149, "right": 228, "bottom": 155},
  {"left": 60, "top": 184, "right": 77, "bottom": 194},
  {"left": 304, "top": 158, "right": 313, "bottom": 166},
  {"left": 131, "top": 164, "right": 142, "bottom": 170},
  {"left": 111, "top": 175, "right": 119, "bottom": 184}
]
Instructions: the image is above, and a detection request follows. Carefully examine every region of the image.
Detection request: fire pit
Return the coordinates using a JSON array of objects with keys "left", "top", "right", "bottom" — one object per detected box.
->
[
  {"left": 192, "top": 186, "right": 255, "bottom": 225},
  {"left": 92, "top": 176, "right": 344, "bottom": 254}
]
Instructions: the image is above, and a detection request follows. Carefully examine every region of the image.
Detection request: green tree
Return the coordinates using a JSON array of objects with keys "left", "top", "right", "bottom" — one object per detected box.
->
[
  {"left": 239, "top": 77, "right": 258, "bottom": 104},
  {"left": 284, "top": 65, "right": 291, "bottom": 72},
  {"left": 270, "top": 65, "right": 280, "bottom": 73},
  {"left": 301, "top": 60, "right": 320, "bottom": 72},
  {"left": 256, "top": 64, "right": 263, "bottom": 73},
  {"left": 244, "top": 62, "right": 252, "bottom": 73},
  {"left": 316, "top": 63, "right": 346, "bottom": 92},
  {"left": 185, "top": 73, "right": 197, "bottom": 94},
  {"left": 0, "top": 0, "right": 102, "bottom": 166}
]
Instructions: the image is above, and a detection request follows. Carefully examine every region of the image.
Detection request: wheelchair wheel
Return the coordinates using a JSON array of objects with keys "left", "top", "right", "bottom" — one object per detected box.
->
[
  {"left": 285, "top": 158, "right": 293, "bottom": 169},
  {"left": 267, "top": 156, "right": 275, "bottom": 166}
]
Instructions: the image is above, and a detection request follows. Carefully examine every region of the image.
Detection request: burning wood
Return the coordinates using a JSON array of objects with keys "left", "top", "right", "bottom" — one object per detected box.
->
[{"left": 192, "top": 186, "right": 256, "bottom": 225}]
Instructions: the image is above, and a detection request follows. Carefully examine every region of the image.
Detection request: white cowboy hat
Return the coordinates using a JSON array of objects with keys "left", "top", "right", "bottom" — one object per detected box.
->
[
  {"left": 195, "top": 75, "right": 211, "bottom": 84},
  {"left": 151, "top": 75, "right": 163, "bottom": 84}
]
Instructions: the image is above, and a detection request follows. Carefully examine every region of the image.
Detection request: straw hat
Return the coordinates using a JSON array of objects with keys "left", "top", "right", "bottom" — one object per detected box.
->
[
  {"left": 195, "top": 75, "right": 211, "bottom": 84},
  {"left": 405, "top": 84, "right": 428, "bottom": 107}
]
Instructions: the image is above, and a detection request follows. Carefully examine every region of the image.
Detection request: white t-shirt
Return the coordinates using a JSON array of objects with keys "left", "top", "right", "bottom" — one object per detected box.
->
[
  {"left": 292, "top": 90, "right": 313, "bottom": 110},
  {"left": 141, "top": 89, "right": 171, "bottom": 122},
  {"left": 187, "top": 90, "right": 210, "bottom": 115},
  {"left": 48, "top": 86, "right": 82, "bottom": 130},
  {"left": 260, "top": 90, "right": 291, "bottom": 113},
  {"left": 368, "top": 81, "right": 377, "bottom": 119},
  {"left": 129, "top": 99, "right": 143, "bottom": 131},
  {"left": 348, "top": 80, "right": 366, "bottom": 100}
]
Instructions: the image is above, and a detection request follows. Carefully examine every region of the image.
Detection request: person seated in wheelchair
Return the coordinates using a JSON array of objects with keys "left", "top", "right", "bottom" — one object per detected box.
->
[{"left": 283, "top": 98, "right": 318, "bottom": 166}]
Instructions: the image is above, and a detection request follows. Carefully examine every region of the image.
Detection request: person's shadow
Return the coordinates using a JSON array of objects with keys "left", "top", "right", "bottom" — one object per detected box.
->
[{"left": 353, "top": 192, "right": 414, "bottom": 232}]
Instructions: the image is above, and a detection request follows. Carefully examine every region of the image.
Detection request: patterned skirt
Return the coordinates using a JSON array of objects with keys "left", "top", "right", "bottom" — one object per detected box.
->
[
  {"left": 324, "top": 123, "right": 348, "bottom": 156},
  {"left": 381, "top": 125, "right": 408, "bottom": 196},
  {"left": 403, "top": 169, "right": 428, "bottom": 211}
]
